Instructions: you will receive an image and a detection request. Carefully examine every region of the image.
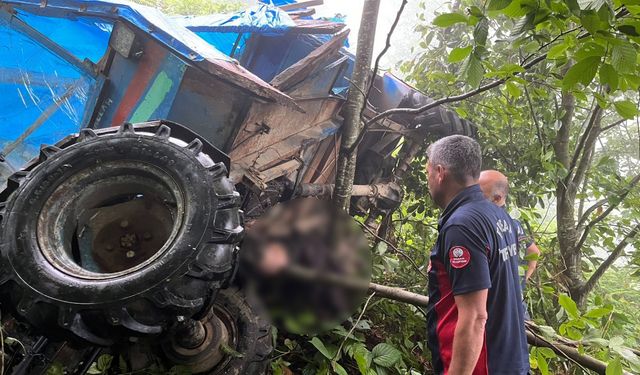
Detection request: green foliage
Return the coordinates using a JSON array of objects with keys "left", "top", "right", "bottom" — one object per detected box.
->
[
  {"left": 129, "top": 0, "right": 242, "bottom": 15},
  {"left": 396, "top": 0, "right": 640, "bottom": 373}
]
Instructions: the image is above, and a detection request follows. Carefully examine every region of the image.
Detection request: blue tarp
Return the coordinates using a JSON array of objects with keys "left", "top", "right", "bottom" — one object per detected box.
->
[
  {"left": 2, "top": 0, "right": 233, "bottom": 63},
  {"left": 173, "top": 4, "right": 295, "bottom": 57},
  {"left": 258, "top": 0, "right": 297, "bottom": 6},
  {"left": 0, "top": 13, "right": 98, "bottom": 169},
  {"left": 173, "top": 4, "right": 295, "bottom": 35}
]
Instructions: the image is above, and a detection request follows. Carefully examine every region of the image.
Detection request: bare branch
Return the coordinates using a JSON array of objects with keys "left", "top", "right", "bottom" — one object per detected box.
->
[
  {"left": 358, "top": 54, "right": 547, "bottom": 134},
  {"left": 582, "top": 223, "right": 640, "bottom": 297},
  {"left": 566, "top": 104, "right": 603, "bottom": 192},
  {"left": 601, "top": 118, "right": 627, "bottom": 132},
  {"left": 356, "top": 220, "right": 427, "bottom": 279},
  {"left": 576, "top": 172, "right": 640, "bottom": 250},
  {"left": 577, "top": 198, "right": 608, "bottom": 228},
  {"left": 361, "top": 0, "right": 408, "bottom": 119},
  {"left": 523, "top": 80, "right": 545, "bottom": 151}
]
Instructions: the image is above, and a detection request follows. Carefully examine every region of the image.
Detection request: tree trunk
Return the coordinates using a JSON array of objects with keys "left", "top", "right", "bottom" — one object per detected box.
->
[
  {"left": 554, "top": 90, "right": 584, "bottom": 299},
  {"left": 333, "top": 0, "right": 381, "bottom": 211}
]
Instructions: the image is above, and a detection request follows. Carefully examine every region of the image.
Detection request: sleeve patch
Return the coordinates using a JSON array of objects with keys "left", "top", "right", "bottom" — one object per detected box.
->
[{"left": 449, "top": 246, "right": 471, "bottom": 269}]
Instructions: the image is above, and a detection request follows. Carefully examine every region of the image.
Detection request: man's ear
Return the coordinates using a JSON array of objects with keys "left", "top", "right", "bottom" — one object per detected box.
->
[
  {"left": 492, "top": 193, "right": 503, "bottom": 204},
  {"left": 435, "top": 164, "right": 445, "bottom": 183}
]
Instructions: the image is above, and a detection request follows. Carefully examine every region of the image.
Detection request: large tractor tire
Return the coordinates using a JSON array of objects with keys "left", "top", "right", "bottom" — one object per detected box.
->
[
  {"left": 163, "top": 287, "right": 273, "bottom": 374},
  {"left": 0, "top": 122, "right": 243, "bottom": 345}
]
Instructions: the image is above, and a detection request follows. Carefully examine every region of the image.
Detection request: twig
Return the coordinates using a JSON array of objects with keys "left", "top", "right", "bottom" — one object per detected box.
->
[
  {"left": 334, "top": 292, "right": 376, "bottom": 360},
  {"left": 355, "top": 220, "right": 428, "bottom": 279},
  {"left": 527, "top": 329, "right": 592, "bottom": 374},
  {"left": 348, "top": 54, "right": 548, "bottom": 154},
  {"left": 359, "top": 0, "right": 409, "bottom": 121}
]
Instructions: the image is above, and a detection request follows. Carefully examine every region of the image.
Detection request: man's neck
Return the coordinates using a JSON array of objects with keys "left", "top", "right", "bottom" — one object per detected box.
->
[{"left": 440, "top": 182, "right": 476, "bottom": 209}]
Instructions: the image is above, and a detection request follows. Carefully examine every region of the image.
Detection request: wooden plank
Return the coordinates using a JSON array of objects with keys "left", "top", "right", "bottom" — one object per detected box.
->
[
  {"left": 290, "top": 19, "right": 345, "bottom": 34},
  {"left": 288, "top": 9, "right": 316, "bottom": 18},
  {"left": 270, "top": 28, "right": 349, "bottom": 91},
  {"left": 260, "top": 159, "right": 301, "bottom": 182},
  {"left": 280, "top": 0, "right": 324, "bottom": 11}
]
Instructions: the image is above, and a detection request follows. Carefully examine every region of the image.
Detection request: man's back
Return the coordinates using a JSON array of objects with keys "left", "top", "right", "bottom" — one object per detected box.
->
[{"left": 427, "top": 185, "right": 529, "bottom": 375}]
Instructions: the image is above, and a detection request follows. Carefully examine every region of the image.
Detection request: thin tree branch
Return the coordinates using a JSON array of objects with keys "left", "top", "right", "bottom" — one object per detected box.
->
[
  {"left": 523, "top": 80, "right": 545, "bottom": 151},
  {"left": 378, "top": 56, "right": 545, "bottom": 121},
  {"left": 576, "top": 172, "right": 640, "bottom": 249},
  {"left": 360, "top": 0, "right": 408, "bottom": 122},
  {"left": 334, "top": 291, "right": 376, "bottom": 360},
  {"left": 601, "top": 118, "right": 627, "bottom": 132},
  {"left": 568, "top": 104, "right": 602, "bottom": 187},
  {"left": 577, "top": 198, "right": 608, "bottom": 228},
  {"left": 582, "top": 223, "right": 640, "bottom": 297},
  {"left": 356, "top": 220, "right": 428, "bottom": 279}
]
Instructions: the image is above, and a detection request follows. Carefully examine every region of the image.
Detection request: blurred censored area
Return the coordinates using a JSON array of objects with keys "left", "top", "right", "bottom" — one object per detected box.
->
[{"left": 240, "top": 198, "right": 372, "bottom": 334}]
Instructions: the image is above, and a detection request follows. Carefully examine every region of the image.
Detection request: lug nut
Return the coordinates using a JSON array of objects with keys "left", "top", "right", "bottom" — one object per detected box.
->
[
  {"left": 126, "top": 250, "right": 135, "bottom": 258},
  {"left": 105, "top": 244, "right": 114, "bottom": 251},
  {"left": 143, "top": 232, "right": 152, "bottom": 240},
  {"left": 120, "top": 220, "right": 129, "bottom": 228}
]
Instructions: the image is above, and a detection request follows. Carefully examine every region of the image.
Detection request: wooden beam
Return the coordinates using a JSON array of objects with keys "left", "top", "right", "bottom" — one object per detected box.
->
[{"left": 280, "top": 0, "right": 324, "bottom": 11}]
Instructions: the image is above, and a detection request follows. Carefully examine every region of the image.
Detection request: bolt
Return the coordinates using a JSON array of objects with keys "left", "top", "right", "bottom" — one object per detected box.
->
[
  {"left": 143, "top": 232, "right": 152, "bottom": 240},
  {"left": 176, "top": 315, "right": 185, "bottom": 322},
  {"left": 126, "top": 250, "right": 135, "bottom": 258},
  {"left": 120, "top": 220, "right": 129, "bottom": 228}
]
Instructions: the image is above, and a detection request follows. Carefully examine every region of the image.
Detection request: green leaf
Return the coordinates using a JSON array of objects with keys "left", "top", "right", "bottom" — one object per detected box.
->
[
  {"left": 46, "top": 364, "right": 65, "bottom": 375},
  {"left": 579, "top": 0, "right": 608, "bottom": 10},
  {"left": 537, "top": 350, "right": 549, "bottom": 375},
  {"left": 354, "top": 347, "right": 372, "bottom": 375},
  {"left": 448, "top": 46, "right": 473, "bottom": 63},
  {"left": 584, "top": 307, "right": 612, "bottom": 318},
  {"left": 331, "top": 361, "right": 348, "bottom": 375},
  {"left": 371, "top": 343, "right": 402, "bottom": 368},
  {"left": 613, "top": 100, "right": 639, "bottom": 119},
  {"left": 474, "top": 18, "right": 489, "bottom": 46},
  {"left": 562, "top": 56, "right": 601, "bottom": 89},
  {"left": 97, "top": 354, "right": 113, "bottom": 372},
  {"left": 463, "top": 53, "right": 485, "bottom": 88},
  {"left": 599, "top": 63, "right": 619, "bottom": 91},
  {"left": 558, "top": 294, "right": 580, "bottom": 319},
  {"left": 611, "top": 42, "right": 637, "bottom": 74},
  {"left": 433, "top": 13, "right": 468, "bottom": 27},
  {"left": 488, "top": 0, "right": 512, "bottom": 10},
  {"left": 310, "top": 337, "right": 335, "bottom": 359},
  {"left": 547, "top": 43, "right": 569, "bottom": 60},
  {"left": 574, "top": 42, "right": 606, "bottom": 61},
  {"left": 580, "top": 11, "right": 608, "bottom": 34},
  {"left": 606, "top": 357, "right": 623, "bottom": 375},
  {"left": 499, "top": 0, "right": 528, "bottom": 17},
  {"left": 524, "top": 252, "right": 539, "bottom": 261},
  {"left": 505, "top": 81, "right": 522, "bottom": 98}
]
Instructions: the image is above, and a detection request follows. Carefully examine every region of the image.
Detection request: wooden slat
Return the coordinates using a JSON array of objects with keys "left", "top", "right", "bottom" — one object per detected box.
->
[{"left": 280, "top": 0, "right": 324, "bottom": 11}]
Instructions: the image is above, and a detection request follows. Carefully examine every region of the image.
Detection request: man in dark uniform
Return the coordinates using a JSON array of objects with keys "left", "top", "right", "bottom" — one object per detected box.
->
[
  {"left": 478, "top": 170, "right": 541, "bottom": 288},
  {"left": 425, "top": 135, "right": 529, "bottom": 375}
]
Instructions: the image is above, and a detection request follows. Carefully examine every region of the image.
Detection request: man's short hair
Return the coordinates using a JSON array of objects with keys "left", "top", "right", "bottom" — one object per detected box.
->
[{"left": 427, "top": 135, "right": 482, "bottom": 183}]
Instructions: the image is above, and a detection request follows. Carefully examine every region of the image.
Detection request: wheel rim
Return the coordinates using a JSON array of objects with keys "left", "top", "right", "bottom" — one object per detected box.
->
[{"left": 36, "top": 160, "right": 185, "bottom": 280}]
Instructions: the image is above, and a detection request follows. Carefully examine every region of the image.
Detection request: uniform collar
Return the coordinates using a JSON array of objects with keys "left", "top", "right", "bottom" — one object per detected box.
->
[{"left": 438, "top": 184, "right": 484, "bottom": 229}]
